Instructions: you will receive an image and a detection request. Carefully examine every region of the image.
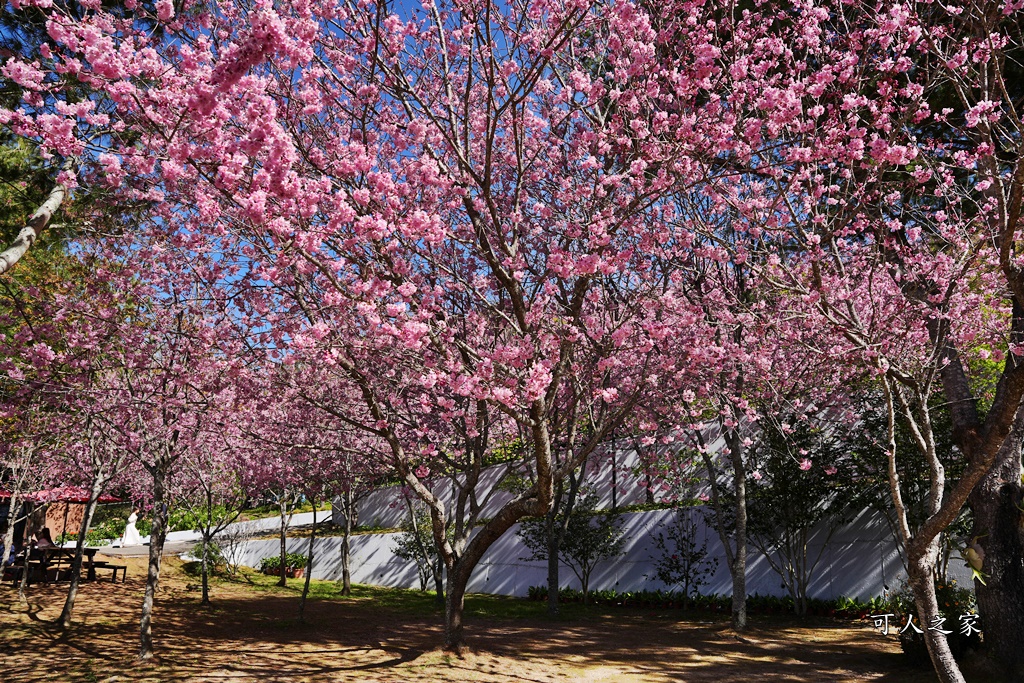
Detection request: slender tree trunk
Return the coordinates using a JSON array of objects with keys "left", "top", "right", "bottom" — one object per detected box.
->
[
  {"left": 140, "top": 468, "right": 169, "bottom": 660},
  {"left": 58, "top": 481, "right": 104, "bottom": 628},
  {"left": 908, "top": 547, "right": 965, "bottom": 683},
  {"left": 432, "top": 556, "right": 444, "bottom": 608},
  {"left": 546, "top": 541, "right": 560, "bottom": 616},
  {"left": 727, "top": 432, "right": 748, "bottom": 631},
  {"left": 278, "top": 495, "right": 289, "bottom": 588},
  {"left": 17, "top": 501, "right": 35, "bottom": 602},
  {"left": 200, "top": 531, "right": 211, "bottom": 606},
  {"left": 544, "top": 470, "right": 583, "bottom": 617},
  {"left": 2, "top": 491, "right": 20, "bottom": 570},
  {"left": 340, "top": 489, "right": 352, "bottom": 596},
  {"left": 298, "top": 506, "right": 316, "bottom": 622},
  {"left": 969, "top": 413, "right": 1024, "bottom": 681}
]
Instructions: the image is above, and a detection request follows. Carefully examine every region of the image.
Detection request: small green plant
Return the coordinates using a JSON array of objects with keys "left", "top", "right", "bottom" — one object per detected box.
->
[
  {"left": 649, "top": 507, "right": 718, "bottom": 610},
  {"left": 518, "top": 489, "right": 626, "bottom": 604},
  {"left": 258, "top": 552, "right": 308, "bottom": 572},
  {"left": 195, "top": 539, "right": 226, "bottom": 568}
]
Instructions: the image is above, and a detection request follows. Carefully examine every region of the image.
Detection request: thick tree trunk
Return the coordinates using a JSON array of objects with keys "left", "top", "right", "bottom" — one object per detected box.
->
[
  {"left": 58, "top": 482, "right": 104, "bottom": 628},
  {"left": 439, "top": 499, "right": 543, "bottom": 652},
  {"left": 444, "top": 560, "right": 471, "bottom": 653},
  {"left": 969, "top": 414, "right": 1024, "bottom": 681},
  {"left": 908, "top": 549, "right": 965, "bottom": 683},
  {"left": 139, "top": 471, "right": 169, "bottom": 660}
]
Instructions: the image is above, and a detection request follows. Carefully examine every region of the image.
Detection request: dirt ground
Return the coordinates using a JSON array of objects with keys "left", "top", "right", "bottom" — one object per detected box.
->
[{"left": 0, "top": 555, "right": 945, "bottom": 683}]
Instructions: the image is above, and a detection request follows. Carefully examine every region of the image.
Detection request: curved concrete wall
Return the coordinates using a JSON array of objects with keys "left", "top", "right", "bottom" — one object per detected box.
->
[{"left": 227, "top": 505, "right": 972, "bottom": 600}]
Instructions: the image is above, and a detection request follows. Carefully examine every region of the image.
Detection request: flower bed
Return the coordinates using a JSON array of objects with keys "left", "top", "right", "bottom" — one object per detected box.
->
[{"left": 258, "top": 552, "right": 308, "bottom": 578}]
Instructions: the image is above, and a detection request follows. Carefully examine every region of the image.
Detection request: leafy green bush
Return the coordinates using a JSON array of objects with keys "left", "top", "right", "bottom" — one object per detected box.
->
[
  {"left": 259, "top": 552, "right": 308, "bottom": 572},
  {"left": 194, "top": 539, "right": 226, "bottom": 567},
  {"left": 86, "top": 517, "right": 128, "bottom": 543},
  {"left": 525, "top": 586, "right": 731, "bottom": 610},
  {"left": 524, "top": 586, "right": 916, "bottom": 618}
]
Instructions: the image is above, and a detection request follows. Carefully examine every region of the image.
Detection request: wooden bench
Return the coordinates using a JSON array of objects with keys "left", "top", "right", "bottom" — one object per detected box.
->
[
  {"left": 5, "top": 562, "right": 50, "bottom": 585},
  {"left": 100, "top": 564, "right": 127, "bottom": 583}
]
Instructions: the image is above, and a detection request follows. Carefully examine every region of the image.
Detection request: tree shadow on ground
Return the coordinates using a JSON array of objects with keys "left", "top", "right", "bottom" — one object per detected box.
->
[{"left": 0, "top": 558, "right": 951, "bottom": 682}]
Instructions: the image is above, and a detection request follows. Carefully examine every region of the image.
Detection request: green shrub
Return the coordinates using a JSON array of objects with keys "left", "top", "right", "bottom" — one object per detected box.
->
[
  {"left": 259, "top": 552, "right": 308, "bottom": 572},
  {"left": 194, "top": 539, "right": 226, "bottom": 567}
]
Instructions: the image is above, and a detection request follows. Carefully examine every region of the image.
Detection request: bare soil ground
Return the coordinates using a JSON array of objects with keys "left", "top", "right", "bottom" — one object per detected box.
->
[{"left": 0, "top": 555, "right": 949, "bottom": 682}]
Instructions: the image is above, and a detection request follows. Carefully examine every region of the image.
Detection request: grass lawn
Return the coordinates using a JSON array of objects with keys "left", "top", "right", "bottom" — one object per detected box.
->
[
  {"left": 237, "top": 500, "right": 335, "bottom": 522},
  {"left": 0, "top": 554, "right": 980, "bottom": 682}
]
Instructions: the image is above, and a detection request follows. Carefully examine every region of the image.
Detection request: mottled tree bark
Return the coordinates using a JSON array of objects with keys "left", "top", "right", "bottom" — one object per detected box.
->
[
  {"left": 969, "top": 411, "right": 1024, "bottom": 681},
  {"left": 340, "top": 490, "right": 353, "bottom": 596},
  {"left": 726, "top": 430, "right": 748, "bottom": 631},
  {"left": 58, "top": 479, "right": 105, "bottom": 628},
  {"left": 0, "top": 177, "right": 67, "bottom": 276},
  {"left": 139, "top": 464, "right": 169, "bottom": 660}
]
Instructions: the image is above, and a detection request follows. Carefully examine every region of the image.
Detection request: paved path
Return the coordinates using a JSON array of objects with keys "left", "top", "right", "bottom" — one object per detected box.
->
[
  {"left": 86, "top": 509, "right": 329, "bottom": 557},
  {"left": 97, "top": 541, "right": 198, "bottom": 558}
]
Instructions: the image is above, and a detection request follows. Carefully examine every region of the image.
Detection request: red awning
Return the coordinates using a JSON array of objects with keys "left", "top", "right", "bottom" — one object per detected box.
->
[{"left": 0, "top": 487, "right": 122, "bottom": 504}]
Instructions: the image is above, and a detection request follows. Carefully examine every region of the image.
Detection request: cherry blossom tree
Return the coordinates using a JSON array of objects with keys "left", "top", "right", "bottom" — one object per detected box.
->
[
  {"left": 176, "top": 414, "right": 251, "bottom": 607},
  {"left": 649, "top": 1, "right": 1024, "bottom": 679},
  {"left": 10, "top": 0, "right": 1024, "bottom": 676},
  {"left": 41, "top": 0, "right": 701, "bottom": 649}
]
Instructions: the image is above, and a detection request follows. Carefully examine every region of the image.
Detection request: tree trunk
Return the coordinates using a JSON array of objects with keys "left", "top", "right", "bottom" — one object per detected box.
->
[
  {"left": 340, "top": 501, "right": 352, "bottom": 596},
  {"left": 444, "top": 560, "right": 471, "bottom": 653},
  {"left": 139, "top": 470, "right": 169, "bottom": 660},
  {"left": 432, "top": 556, "right": 445, "bottom": 608},
  {"left": 728, "top": 433, "right": 748, "bottom": 631},
  {"left": 298, "top": 507, "right": 316, "bottom": 622},
  {"left": 0, "top": 175, "right": 67, "bottom": 276},
  {"left": 546, "top": 540, "right": 560, "bottom": 616},
  {"left": 200, "top": 532, "right": 211, "bottom": 606},
  {"left": 17, "top": 501, "right": 35, "bottom": 602},
  {"left": 908, "top": 549, "right": 965, "bottom": 683},
  {"left": 2, "top": 491, "right": 20, "bottom": 570},
  {"left": 278, "top": 495, "right": 289, "bottom": 587},
  {"left": 58, "top": 481, "right": 104, "bottom": 628},
  {"left": 969, "top": 413, "right": 1024, "bottom": 681}
]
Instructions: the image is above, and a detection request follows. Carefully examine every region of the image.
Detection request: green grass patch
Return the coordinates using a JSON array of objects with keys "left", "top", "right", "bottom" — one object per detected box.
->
[
  {"left": 223, "top": 567, "right": 703, "bottom": 623},
  {"left": 239, "top": 500, "right": 334, "bottom": 522}
]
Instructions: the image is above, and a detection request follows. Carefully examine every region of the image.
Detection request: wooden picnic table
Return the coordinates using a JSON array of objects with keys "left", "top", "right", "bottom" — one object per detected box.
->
[
  {"left": 46, "top": 547, "right": 102, "bottom": 580},
  {"left": 7, "top": 546, "right": 102, "bottom": 584}
]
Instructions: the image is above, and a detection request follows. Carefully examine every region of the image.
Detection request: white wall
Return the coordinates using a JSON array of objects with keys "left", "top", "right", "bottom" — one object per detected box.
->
[
  {"left": 229, "top": 505, "right": 972, "bottom": 599},
  {"left": 268, "top": 444, "right": 973, "bottom": 600}
]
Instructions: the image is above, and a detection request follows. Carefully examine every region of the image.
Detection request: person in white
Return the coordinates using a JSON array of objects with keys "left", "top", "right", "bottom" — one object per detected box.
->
[{"left": 121, "top": 510, "right": 142, "bottom": 547}]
